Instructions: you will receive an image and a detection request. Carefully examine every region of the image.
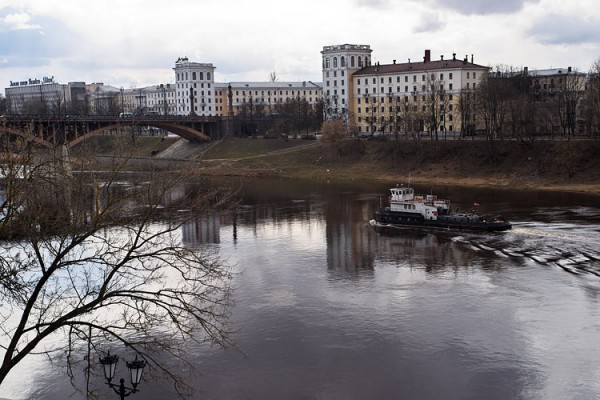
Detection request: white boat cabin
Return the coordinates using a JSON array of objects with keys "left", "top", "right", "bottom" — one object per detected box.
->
[{"left": 388, "top": 185, "right": 451, "bottom": 221}]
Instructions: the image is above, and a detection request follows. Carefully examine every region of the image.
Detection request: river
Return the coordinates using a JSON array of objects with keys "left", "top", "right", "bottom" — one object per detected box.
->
[{"left": 1, "top": 178, "right": 600, "bottom": 399}]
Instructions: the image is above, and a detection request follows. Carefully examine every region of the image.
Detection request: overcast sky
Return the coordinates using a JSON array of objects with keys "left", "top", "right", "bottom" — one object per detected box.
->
[{"left": 1, "top": 0, "right": 599, "bottom": 90}]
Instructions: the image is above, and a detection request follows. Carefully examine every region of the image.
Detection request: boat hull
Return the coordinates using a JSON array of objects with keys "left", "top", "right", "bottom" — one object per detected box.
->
[{"left": 373, "top": 210, "right": 512, "bottom": 233}]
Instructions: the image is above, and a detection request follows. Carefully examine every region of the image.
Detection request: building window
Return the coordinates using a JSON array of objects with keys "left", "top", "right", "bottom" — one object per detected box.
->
[
  {"left": 333, "top": 57, "right": 338, "bottom": 68},
  {"left": 422, "top": 74, "right": 425, "bottom": 81},
  {"left": 473, "top": 72, "right": 476, "bottom": 79},
  {"left": 440, "top": 73, "right": 444, "bottom": 80},
  {"left": 341, "top": 56, "right": 345, "bottom": 67},
  {"left": 449, "top": 83, "right": 453, "bottom": 90},
  {"left": 326, "top": 58, "right": 330, "bottom": 68},
  {"left": 467, "top": 72, "right": 470, "bottom": 79},
  {"left": 351, "top": 56, "right": 355, "bottom": 67},
  {"left": 449, "top": 72, "right": 453, "bottom": 80}
]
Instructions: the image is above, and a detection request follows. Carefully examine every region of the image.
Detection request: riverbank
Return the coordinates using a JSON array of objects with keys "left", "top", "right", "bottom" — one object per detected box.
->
[
  {"left": 197, "top": 137, "right": 600, "bottom": 195},
  {"left": 71, "top": 136, "right": 600, "bottom": 195}
]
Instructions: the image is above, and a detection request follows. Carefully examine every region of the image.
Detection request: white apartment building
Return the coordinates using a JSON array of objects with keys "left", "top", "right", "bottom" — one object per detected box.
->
[
  {"left": 145, "top": 83, "right": 176, "bottom": 115},
  {"left": 214, "top": 81, "right": 322, "bottom": 117},
  {"left": 321, "top": 44, "right": 373, "bottom": 122},
  {"left": 321, "top": 44, "right": 373, "bottom": 121},
  {"left": 173, "top": 57, "right": 216, "bottom": 116}
]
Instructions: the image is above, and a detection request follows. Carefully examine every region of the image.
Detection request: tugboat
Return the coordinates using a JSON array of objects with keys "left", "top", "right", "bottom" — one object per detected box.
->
[{"left": 370, "top": 185, "right": 511, "bottom": 233}]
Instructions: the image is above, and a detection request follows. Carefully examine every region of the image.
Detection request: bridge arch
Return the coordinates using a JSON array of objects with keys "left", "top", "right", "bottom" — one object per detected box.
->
[
  {"left": 0, "top": 126, "right": 53, "bottom": 148},
  {"left": 68, "top": 122, "right": 211, "bottom": 147}
]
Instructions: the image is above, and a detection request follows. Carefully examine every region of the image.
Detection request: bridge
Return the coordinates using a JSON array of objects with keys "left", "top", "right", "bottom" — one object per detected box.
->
[{"left": 0, "top": 114, "right": 226, "bottom": 148}]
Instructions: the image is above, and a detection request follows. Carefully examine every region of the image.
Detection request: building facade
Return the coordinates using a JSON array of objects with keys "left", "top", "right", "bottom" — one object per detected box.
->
[
  {"left": 351, "top": 50, "right": 489, "bottom": 134},
  {"left": 213, "top": 81, "right": 322, "bottom": 117},
  {"left": 5, "top": 77, "right": 85, "bottom": 115},
  {"left": 5, "top": 45, "right": 492, "bottom": 136},
  {"left": 145, "top": 83, "right": 176, "bottom": 116},
  {"left": 321, "top": 44, "right": 372, "bottom": 122},
  {"left": 173, "top": 57, "right": 216, "bottom": 116}
]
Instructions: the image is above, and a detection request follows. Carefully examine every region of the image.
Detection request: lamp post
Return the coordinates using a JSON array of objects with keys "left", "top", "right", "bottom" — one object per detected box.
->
[{"left": 99, "top": 351, "right": 146, "bottom": 400}]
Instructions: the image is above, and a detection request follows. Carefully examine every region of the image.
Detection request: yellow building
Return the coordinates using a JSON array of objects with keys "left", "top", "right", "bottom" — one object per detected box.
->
[{"left": 350, "top": 50, "right": 489, "bottom": 135}]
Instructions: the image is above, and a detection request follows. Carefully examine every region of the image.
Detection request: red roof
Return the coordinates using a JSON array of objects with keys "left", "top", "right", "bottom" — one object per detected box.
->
[{"left": 353, "top": 59, "right": 489, "bottom": 76}]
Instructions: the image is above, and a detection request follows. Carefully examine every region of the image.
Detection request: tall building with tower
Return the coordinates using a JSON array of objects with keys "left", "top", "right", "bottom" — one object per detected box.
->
[
  {"left": 173, "top": 57, "right": 216, "bottom": 116},
  {"left": 321, "top": 44, "right": 373, "bottom": 122}
]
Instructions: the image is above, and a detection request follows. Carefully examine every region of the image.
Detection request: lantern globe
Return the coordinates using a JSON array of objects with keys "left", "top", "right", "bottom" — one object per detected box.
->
[
  {"left": 126, "top": 356, "right": 146, "bottom": 388},
  {"left": 99, "top": 352, "right": 119, "bottom": 382}
]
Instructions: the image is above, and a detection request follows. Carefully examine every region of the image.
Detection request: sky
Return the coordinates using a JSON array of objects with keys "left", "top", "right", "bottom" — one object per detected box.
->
[{"left": 1, "top": 0, "right": 600, "bottom": 90}]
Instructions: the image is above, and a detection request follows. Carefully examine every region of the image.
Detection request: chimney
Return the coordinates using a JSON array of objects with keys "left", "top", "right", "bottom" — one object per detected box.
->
[
  {"left": 424, "top": 49, "right": 431, "bottom": 63},
  {"left": 453, "top": 53, "right": 456, "bottom": 61},
  {"left": 568, "top": 66, "right": 572, "bottom": 72},
  {"left": 393, "top": 59, "right": 396, "bottom": 64},
  {"left": 441, "top": 55, "right": 444, "bottom": 60},
  {"left": 524, "top": 66, "right": 528, "bottom": 76},
  {"left": 471, "top": 54, "right": 474, "bottom": 64}
]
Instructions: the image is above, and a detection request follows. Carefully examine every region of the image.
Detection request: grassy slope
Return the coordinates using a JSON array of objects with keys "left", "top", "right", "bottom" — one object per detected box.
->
[
  {"left": 201, "top": 137, "right": 600, "bottom": 194},
  {"left": 70, "top": 135, "right": 600, "bottom": 194}
]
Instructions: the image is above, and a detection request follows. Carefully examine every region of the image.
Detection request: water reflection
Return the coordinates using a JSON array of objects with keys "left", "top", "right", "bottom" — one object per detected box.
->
[
  {"left": 182, "top": 214, "right": 221, "bottom": 245},
  {"left": 3, "top": 177, "right": 600, "bottom": 399}
]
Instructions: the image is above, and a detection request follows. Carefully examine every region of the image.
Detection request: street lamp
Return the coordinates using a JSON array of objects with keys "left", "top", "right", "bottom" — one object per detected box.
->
[{"left": 99, "top": 351, "right": 146, "bottom": 399}]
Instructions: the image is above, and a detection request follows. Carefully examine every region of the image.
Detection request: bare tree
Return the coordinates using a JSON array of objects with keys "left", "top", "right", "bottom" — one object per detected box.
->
[
  {"left": 422, "top": 73, "right": 449, "bottom": 140},
  {"left": 0, "top": 138, "right": 234, "bottom": 397},
  {"left": 555, "top": 68, "right": 585, "bottom": 140},
  {"left": 458, "top": 89, "right": 477, "bottom": 139},
  {"left": 0, "top": 93, "right": 6, "bottom": 115},
  {"left": 320, "top": 119, "right": 348, "bottom": 156},
  {"left": 476, "top": 67, "right": 516, "bottom": 142},
  {"left": 584, "top": 57, "right": 600, "bottom": 138}
]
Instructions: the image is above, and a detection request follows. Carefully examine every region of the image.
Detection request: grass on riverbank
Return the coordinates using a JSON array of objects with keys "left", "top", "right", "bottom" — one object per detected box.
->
[
  {"left": 69, "top": 135, "right": 600, "bottom": 195},
  {"left": 200, "top": 137, "right": 600, "bottom": 194}
]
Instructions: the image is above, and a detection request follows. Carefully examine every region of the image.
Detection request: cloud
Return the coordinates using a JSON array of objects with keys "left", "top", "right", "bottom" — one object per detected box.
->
[
  {"left": 353, "top": 0, "right": 393, "bottom": 9},
  {"left": 528, "top": 14, "right": 600, "bottom": 45},
  {"left": 1, "top": 12, "right": 41, "bottom": 30},
  {"left": 0, "top": 13, "right": 76, "bottom": 69},
  {"left": 413, "top": 13, "right": 446, "bottom": 33},
  {"left": 425, "top": 0, "right": 540, "bottom": 15}
]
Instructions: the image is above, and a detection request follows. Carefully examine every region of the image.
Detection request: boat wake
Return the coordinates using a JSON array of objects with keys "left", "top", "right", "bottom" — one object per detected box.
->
[{"left": 451, "top": 221, "right": 600, "bottom": 277}]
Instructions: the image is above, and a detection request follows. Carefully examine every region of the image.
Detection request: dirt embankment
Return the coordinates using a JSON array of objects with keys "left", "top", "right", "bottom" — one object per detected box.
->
[
  {"left": 66, "top": 136, "right": 600, "bottom": 195},
  {"left": 196, "top": 138, "right": 600, "bottom": 195}
]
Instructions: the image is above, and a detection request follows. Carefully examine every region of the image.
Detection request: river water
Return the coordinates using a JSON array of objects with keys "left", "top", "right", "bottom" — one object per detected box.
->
[{"left": 2, "top": 178, "right": 600, "bottom": 399}]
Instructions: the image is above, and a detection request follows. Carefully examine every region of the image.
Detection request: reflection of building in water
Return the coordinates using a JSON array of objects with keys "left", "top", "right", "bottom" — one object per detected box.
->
[
  {"left": 163, "top": 185, "right": 186, "bottom": 206},
  {"left": 326, "top": 201, "right": 377, "bottom": 273},
  {"left": 182, "top": 214, "right": 220, "bottom": 245}
]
